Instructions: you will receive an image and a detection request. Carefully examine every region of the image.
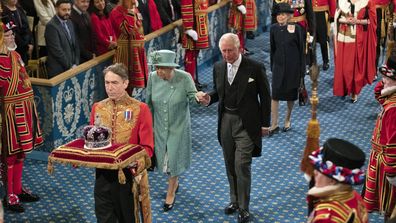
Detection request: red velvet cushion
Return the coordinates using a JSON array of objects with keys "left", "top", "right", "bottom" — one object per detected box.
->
[{"left": 48, "top": 139, "right": 147, "bottom": 170}]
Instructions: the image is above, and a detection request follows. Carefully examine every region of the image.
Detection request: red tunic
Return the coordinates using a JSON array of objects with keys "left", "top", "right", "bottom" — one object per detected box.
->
[
  {"left": 0, "top": 49, "right": 43, "bottom": 155},
  {"left": 181, "top": 0, "right": 210, "bottom": 50},
  {"left": 90, "top": 94, "right": 154, "bottom": 157},
  {"left": 333, "top": 0, "right": 377, "bottom": 96},
  {"left": 90, "top": 13, "right": 117, "bottom": 56},
  {"left": 110, "top": 5, "right": 148, "bottom": 89},
  {"left": 228, "top": 0, "right": 257, "bottom": 32},
  {"left": 363, "top": 81, "right": 396, "bottom": 217},
  {"left": 308, "top": 187, "right": 368, "bottom": 223},
  {"left": 312, "top": 0, "right": 336, "bottom": 17}
]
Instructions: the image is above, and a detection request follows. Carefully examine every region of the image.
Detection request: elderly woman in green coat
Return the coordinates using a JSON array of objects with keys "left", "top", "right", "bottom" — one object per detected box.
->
[{"left": 146, "top": 49, "right": 200, "bottom": 212}]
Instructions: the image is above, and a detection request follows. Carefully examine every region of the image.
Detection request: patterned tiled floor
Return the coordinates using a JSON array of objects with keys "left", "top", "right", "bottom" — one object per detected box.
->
[{"left": 5, "top": 32, "right": 386, "bottom": 222}]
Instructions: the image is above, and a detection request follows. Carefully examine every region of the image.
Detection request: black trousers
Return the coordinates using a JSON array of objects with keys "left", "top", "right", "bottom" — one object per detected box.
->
[
  {"left": 94, "top": 169, "right": 135, "bottom": 223},
  {"left": 315, "top": 11, "right": 330, "bottom": 64},
  {"left": 220, "top": 112, "right": 255, "bottom": 211}
]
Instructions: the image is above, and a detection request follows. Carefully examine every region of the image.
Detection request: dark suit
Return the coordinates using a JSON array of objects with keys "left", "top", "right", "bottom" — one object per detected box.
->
[
  {"left": 71, "top": 8, "right": 94, "bottom": 63},
  {"left": 208, "top": 56, "right": 271, "bottom": 211},
  {"left": 45, "top": 16, "right": 80, "bottom": 78}
]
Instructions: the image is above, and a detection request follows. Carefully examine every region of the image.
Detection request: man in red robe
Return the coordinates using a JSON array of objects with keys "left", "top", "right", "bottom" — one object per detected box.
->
[
  {"left": 333, "top": 0, "right": 377, "bottom": 103},
  {"left": 0, "top": 21, "right": 43, "bottom": 213},
  {"left": 362, "top": 55, "right": 396, "bottom": 221}
]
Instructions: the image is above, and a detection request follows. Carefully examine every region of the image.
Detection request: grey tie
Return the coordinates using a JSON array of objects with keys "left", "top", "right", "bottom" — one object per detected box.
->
[
  {"left": 228, "top": 63, "right": 234, "bottom": 84},
  {"left": 62, "top": 21, "right": 71, "bottom": 40}
]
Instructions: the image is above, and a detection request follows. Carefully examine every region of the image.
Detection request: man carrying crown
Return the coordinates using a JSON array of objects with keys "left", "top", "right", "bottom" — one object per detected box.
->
[
  {"left": 90, "top": 63, "right": 154, "bottom": 222},
  {"left": 0, "top": 16, "right": 43, "bottom": 212}
]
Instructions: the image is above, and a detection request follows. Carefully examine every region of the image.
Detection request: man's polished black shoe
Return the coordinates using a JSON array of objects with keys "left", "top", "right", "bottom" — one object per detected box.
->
[
  {"left": 238, "top": 209, "right": 251, "bottom": 223},
  {"left": 322, "top": 62, "right": 329, "bottom": 71},
  {"left": 224, "top": 203, "right": 239, "bottom": 215},
  {"left": 18, "top": 188, "right": 40, "bottom": 202}
]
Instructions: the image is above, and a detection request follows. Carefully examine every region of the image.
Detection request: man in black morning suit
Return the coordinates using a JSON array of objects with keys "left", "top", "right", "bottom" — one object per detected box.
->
[
  {"left": 197, "top": 33, "right": 271, "bottom": 223},
  {"left": 45, "top": 0, "right": 80, "bottom": 78}
]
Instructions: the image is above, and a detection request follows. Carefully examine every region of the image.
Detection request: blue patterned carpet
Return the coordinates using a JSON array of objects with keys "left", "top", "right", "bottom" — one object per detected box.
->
[{"left": 5, "top": 31, "right": 385, "bottom": 222}]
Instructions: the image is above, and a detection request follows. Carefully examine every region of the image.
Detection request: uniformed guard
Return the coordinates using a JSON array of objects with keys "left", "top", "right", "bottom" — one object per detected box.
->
[{"left": 181, "top": 0, "right": 210, "bottom": 89}]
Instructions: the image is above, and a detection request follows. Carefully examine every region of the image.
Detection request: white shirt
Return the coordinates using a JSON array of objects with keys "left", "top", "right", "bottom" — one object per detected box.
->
[{"left": 227, "top": 54, "right": 242, "bottom": 84}]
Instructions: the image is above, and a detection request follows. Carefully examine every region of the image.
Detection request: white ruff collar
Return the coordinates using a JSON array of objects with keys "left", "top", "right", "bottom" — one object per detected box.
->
[
  {"left": 338, "top": 0, "right": 368, "bottom": 15},
  {"left": 307, "top": 184, "right": 351, "bottom": 197},
  {"left": 381, "top": 85, "right": 396, "bottom": 96}
]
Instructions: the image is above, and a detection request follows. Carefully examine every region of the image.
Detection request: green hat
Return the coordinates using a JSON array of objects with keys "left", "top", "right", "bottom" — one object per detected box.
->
[{"left": 149, "top": 50, "right": 179, "bottom": 67}]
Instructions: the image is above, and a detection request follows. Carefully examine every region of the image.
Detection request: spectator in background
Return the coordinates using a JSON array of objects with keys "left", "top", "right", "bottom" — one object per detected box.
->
[
  {"left": 33, "top": 0, "right": 57, "bottom": 57},
  {"left": 19, "top": 0, "right": 39, "bottom": 58},
  {"left": 45, "top": 0, "right": 79, "bottom": 78},
  {"left": 362, "top": 55, "right": 396, "bottom": 222},
  {"left": 89, "top": 0, "right": 116, "bottom": 56},
  {"left": 307, "top": 138, "right": 368, "bottom": 222},
  {"left": 1, "top": 0, "right": 34, "bottom": 64},
  {"left": 136, "top": 0, "right": 162, "bottom": 35},
  {"left": 155, "top": 0, "right": 180, "bottom": 26},
  {"left": 71, "top": 0, "right": 95, "bottom": 63},
  {"left": 110, "top": 0, "right": 148, "bottom": 94},
  {"left": 269, "top": 3, "right": 305, "bottom": 135}
]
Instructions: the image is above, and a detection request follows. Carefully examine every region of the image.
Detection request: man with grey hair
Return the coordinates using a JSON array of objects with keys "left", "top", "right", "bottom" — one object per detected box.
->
[
  {"left": 197, "top": 33, "right": 271, "bottom": 223},
  {"left": 89, "top": 63, "right": 154, "bottom": 222}
]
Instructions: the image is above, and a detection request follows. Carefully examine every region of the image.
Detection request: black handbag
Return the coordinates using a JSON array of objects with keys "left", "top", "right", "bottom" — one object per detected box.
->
[{"left": 298, "top": 77, "right": 308, "bottom": 106}]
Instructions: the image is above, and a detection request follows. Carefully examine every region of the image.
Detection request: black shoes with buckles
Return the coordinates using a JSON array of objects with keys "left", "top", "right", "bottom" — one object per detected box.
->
[
  {"left": 224, "top": 202, "right": 239, "bottom": 215},
  {"left": 322, "top": 62, "right": 330, "bottom": 71},
  {"left": 238, "top": 209, "right": 251, "bottom": 223},
  {"left": 19, "top": 188, "right": 40, "bottom": 202}
]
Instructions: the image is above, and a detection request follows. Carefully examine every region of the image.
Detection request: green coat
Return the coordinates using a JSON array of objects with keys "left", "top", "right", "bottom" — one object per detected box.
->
[{"left": 146, "top": 69, "right": 197, "bottom": 176}]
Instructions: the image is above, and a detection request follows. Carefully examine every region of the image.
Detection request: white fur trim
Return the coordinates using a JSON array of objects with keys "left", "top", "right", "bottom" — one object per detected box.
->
[{"left": 307, "top": 184, "right": 351, "bottom": 197}]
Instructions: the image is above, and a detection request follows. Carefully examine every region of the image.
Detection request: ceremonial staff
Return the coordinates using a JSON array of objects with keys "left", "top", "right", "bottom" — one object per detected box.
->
[{"left": 300, "top": 40, "right": 320, "bottom": 215}]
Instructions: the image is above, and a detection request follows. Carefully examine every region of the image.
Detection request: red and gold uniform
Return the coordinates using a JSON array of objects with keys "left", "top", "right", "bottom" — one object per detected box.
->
[
  {"left": 110, "top": 4, "right": 148, "bottom": 91},
  {"left": 181, "top": 0, "right": 210, "bottom": 81},
  {"left": 228, "top": 0, "right": 257, "bottom": 50},
  {"left": 308, "top": 186, "right": 369, "bottom": 223},
  {"left": 90, "top": 94, "right": 154, "bottom": 222},
  {"left": 363, "top": 81, "right": 396, "bottom": 219},
  {"left": 312, "top": 0, "right": 336, "bottom": 66},
  {"left": 0, "top": 46, "right": 43, "bottom": 206}
]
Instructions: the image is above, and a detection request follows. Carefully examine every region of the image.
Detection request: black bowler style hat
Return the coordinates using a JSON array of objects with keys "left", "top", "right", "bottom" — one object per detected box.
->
[
  {"left": 379, "top": 55, "right": 396, "bottom": 80},
  {"left": 272, "top": 3, "right": 294, "bottom": 16},
  {"left": 309, "top": 138, "right": 366, "bottom": 185}
]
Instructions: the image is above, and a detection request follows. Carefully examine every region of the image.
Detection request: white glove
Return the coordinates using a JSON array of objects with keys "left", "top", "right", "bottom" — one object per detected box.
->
[
  {"left": 185, "top": 29, "right": 198, "bottom": 41},
  {"left": 387, "top": 176, "right": 396, "bottom": 186},
  {"left": 393, "top": 22, "right": 396, "bottom": 28},
  {"left": 303, "top": 173, "right": 312, "bottom": 182},
  {"left": 237, "top": 5, "right": 247, "bottom": 15}
]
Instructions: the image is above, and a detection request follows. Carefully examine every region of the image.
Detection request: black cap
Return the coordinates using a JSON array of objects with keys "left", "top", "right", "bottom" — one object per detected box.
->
[{"left": 322, "top": 138, "right": 365, "bottom": 170}]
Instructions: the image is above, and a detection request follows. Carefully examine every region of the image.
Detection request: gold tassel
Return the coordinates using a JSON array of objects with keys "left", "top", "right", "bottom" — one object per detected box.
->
[
  {"left": 118, "top": 168, "right": 126, "bottom": 184},
  {"left": 47, "top": 161, "right": 54, "bottom": 175},
  {"left": 300, "top": 120, "right": 320, "bottom": 176},
  {"left": 132, "top": 178, "right": 140, "bottom": 223}
]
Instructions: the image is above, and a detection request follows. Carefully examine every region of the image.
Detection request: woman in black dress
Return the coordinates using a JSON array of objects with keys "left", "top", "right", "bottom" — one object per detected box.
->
[{"left": 269, "top": 3, "right": 305, "bottom": 135}]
